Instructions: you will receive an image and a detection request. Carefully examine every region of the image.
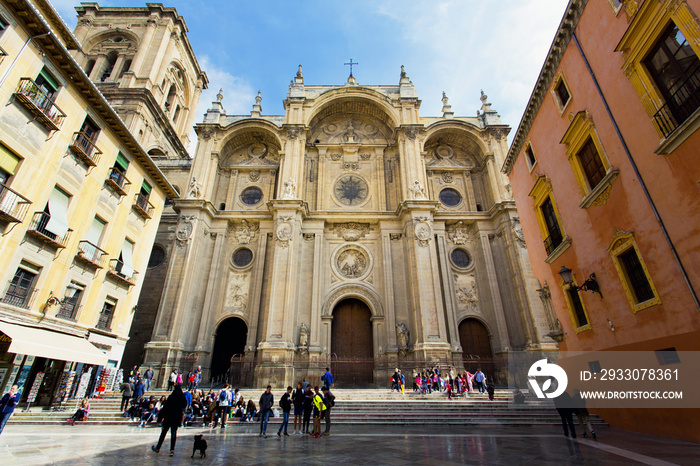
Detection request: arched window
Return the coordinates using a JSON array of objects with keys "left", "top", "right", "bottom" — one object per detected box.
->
[
  {"left": 85, "top": 59, "right": 96, "bottom": 77},
  {"left": 118, "top": 59, "right": 132, "bottom": 78},
  {"left": 165, "top": 85, "right": 176, "bottom": 110},
  {"left": 101, "top": 51, "right": 118, "bottom": 82}
]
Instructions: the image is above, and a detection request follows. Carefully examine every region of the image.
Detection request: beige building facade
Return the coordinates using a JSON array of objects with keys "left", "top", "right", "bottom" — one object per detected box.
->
[{"left": 134, "top": 66, "right": 559, "bottom": 388}]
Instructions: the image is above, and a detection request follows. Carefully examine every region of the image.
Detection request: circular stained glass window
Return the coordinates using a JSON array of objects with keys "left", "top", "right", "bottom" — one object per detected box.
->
[
  {"left": 148, "top": 245, "right": 166, "bottom": 268},
  {"left": 334, "top": 175, "right": 369, "bottom": 206},
  {"left": 240, "top": 186, "right": 263, "bottom": 205},
  {"left": 232, "top": 248, "right": 254, "bottom": 268},
  {"left": 451, "top": 248, "right": 471, "bottom": 269},
  {"left": 440, "top": 188, "right": 462, "bottom": 207}
]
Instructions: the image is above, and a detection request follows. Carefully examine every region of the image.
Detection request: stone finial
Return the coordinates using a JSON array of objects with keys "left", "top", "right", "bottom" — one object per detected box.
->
[
  {"left": 216, "top": 88, "right": 223, "bottom": 102},
  {"left": 441, "top": 91, "right": 454, "bottom": 119},
  {"left": 442, "top": 91, "right": 448, "bottom": 104},
  {"left": 401, "top": 65, "right": 406, "bottom": 78},
  {"left": 480, "top": 89, "right": 488, "bottom": 104},
  {"left": 255, "top": 90, "right": 262, "bottom": 105},
  {"left": 297, "top": 65, "right": 303, "bottom": 78},
  {"left": 251, "top": 90, "right": 262, "bottom": 117}
]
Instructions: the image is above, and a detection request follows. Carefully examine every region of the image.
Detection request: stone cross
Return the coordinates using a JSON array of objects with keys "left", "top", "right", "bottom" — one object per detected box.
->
[{"left": 344, "top": 58, "right": 359, "bottom": 77}]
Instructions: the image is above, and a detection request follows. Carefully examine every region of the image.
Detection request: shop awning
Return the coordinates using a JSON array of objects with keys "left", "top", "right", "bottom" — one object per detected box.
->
[{"left": 0, "top": 321, "right": 108, "bottom": 366}]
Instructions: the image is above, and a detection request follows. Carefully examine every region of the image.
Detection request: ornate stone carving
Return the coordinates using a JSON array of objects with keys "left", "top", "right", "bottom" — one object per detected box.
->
[
  {"left": 228, "top": 219, "right": 259, "bottom": 244},
  {"left": 414, "top": 217, "right": 432, "bottom": 247},
  {"left": 276, "top": 218, "right": 293, "bottom": 248},
  {"left": 303, "top": 233, "right": 315, "bottom": 242},
  {"left": 322, "top": 284, "right": 383, "bottom": 317},
  {"left": 281, "top": 178, "right": 296, "bottom": 199},
  {"left": 336, "top": 247, "right": 369, "bottom": 279},
  {"left": 175, "top": 216, "right": 197, "bottom": 248},
  {"left": 454, "top": 274, "right": 478, "bottom": 313},
  {"left": 287, "top": 126, "right": 300, "bottom": 140},
  {"left": 435, "top": 145, "right": 454, "bottom": 160},
  {"left": 442, "top": 172, "right": 453, "bottom": 183},
  {"left": 224, "top": 271, "right": 249, "bottom": 310},
  {"left": 537, "top": 283, "right": 563, "bottom": 342},
  {"left": 447, "top": 221, "right": 469, "bottom": 245},
  {"left": 187, "top": 177, "right": 201, "bottom": 198},
  {"left": 343, "top": 162, "right": 359, "bottom": 171},
  {"left": 298, "top": 322, "right": 310, "bottom": 352},
  {"left": 249, "top": 170, "right": 260, "bottom": 182},
  {"left": 404, "top": 126, "right": 419, "bottom": 140},
  {"left": 199, "top": 128, "right": 214, "bottom": 140},
  {"left": 409, "top": 180, "right": 427, "bottom": 199},
  {"left": 511, "top": 219, "right": 526, "bottom": 248},
  {"left": 389, "top": 233, "right": 402, "bottom": 241},
  {"left": 396, "top": 322, "right": 410, "bottom": 349},
  {"left": 330, "top": 222, "right": 370, "bottom": 241},
  {"left": 591, "top": 183, "right": 613, "bottom": 206},
  {"left": 330, "top": 153, "right": 342, "bottom": 161},
  {"left": 359, "top": 153, "right": 372, "bottom": 160}
]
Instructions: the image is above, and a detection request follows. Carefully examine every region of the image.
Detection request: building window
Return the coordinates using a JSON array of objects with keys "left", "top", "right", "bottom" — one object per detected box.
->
[
  {"left": 563, "top": 285, "right": 590, "bottom": 332},
  {"left": 56, "top": 282, "right": 84, "bottom": 321},
  {"left": 450, "top": 248, "right": 471, "bottom": 269},
  {"left": 35, "top": 67, "right": 59, "bottom": 99},
  {"left": 529, "top": 175, "right": 570, "bottom": 262},
  {"left": 577, "top": 137, "right": 607, "bottom": 190},
  {"left": 616, "top": 1, "right": 700, "bottom": 145},
  {"left": 560, "top": 111, "right": 618, "bottom": 207},
  {"left": 96, "top": 299, "right": 116, "bottom": 331},
  {"left": 2, "top": 263, "right": 38, "bottom": 308},
  {"left": 232, "top": 248, "right": 254, "bottom": 268},
  {"left": 551, "top": 72, "right": 572, "bottom": 113},
  {"left": 0, "top": 143, "right": 21, "bottom": 184},
  {"left": 148, "top": 244, "right": 166, "bottom": 268},
  {"left": 240, "top": 186, "right": 263, "bottom": 205},
  {"left": 0, "top": 15, "right": 8, "bottom": 36},
  {"left": 608, "top": 231, "right": 661, "bottom": 312},
  {"left": 439, "top": 188, "right": 462, "bottom": 207},
  {"left": 524, "top": 143, "right": 537, "bottom": 170},
  {"left": 644, "top": 23, "right": 700, "bottom": 132}
]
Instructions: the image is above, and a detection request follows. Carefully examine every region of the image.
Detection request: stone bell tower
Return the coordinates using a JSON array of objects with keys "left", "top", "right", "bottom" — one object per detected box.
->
[{"left": 71, "top": 3, "right": 208, "bottom": 160}]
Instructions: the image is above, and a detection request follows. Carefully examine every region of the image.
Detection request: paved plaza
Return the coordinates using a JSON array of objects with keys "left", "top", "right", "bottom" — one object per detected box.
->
[{"left": 0, "top": 423, "right": 698, "bottom": 465}]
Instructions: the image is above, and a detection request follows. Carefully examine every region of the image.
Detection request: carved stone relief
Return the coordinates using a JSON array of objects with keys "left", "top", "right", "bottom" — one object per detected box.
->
[
  {"left": 454, "top": 273, "right": 479, "bottom": 313},
  {"left": 330, "top": 222, "right": 370, "bottom": 241},
  {"left": 175, "top": 216, "right": 197, "bottom": 248},
  {"left": 446, "top": 221, "right": 470, "bottom": 245},
  {"left": 228, "top": 219, "right": 259, "bottom": 244},
  {"left": 336, "top": 248, "right": 369, "bottom": 279},
  {"left": 414, "top": 217, "right": 432, "bottom": 247},
  {"left": 225, "top": 271, "right": 250, "bottom": 311}
]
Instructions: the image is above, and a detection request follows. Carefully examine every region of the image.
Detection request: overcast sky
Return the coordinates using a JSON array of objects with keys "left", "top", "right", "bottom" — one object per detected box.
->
[{"left": 53, "top": 0, "right": 569, "bottom": 146}]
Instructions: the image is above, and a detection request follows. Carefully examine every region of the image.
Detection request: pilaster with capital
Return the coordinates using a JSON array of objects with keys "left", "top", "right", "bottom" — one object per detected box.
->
[
  {"left": 398, "top": 126, "right": 426, "bottom": 200},
  {"left": 194, "top": 230, "right": 227, "bottom": 355},
  {"left": 479, "top": 232, "right": 510, "bottom": 352}
]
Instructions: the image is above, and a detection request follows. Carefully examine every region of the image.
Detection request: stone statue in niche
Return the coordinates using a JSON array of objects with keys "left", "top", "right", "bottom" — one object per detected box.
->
[
  {"left": 282, "top": 178, "right": 296, "bottom": 199},
  {"left": 187, "top": 177, "right": 201, "bottom": 198},
  {"left": 396, "top": 323, "right": 409, "bottom": 349},
  {"left": 409, "top": 180, "right": 427, "bottom": 199},
  {"left": 299, "top": 323, "right": 310, "bottom": 348}
]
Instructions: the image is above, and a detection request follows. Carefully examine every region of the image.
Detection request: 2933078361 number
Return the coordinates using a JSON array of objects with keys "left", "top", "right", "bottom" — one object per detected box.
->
[{"left": 598, "top": 368, "right": 678, "bottom": 381}]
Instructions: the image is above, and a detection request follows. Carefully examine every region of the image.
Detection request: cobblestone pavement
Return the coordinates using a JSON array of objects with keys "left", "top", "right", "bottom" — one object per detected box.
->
[{"left": 0, "top": 423, "right": 697, "bottom": 465}]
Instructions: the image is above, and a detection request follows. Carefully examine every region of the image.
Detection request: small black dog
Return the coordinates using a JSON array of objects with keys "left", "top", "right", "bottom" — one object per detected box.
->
[{"left": 192, "top": 434, "right": 207, "bottom": 458}]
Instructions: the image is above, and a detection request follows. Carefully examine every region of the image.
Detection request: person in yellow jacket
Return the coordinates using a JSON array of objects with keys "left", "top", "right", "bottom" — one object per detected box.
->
[{"left": 311, "top": 386, "right": 326, "bottom": 438}]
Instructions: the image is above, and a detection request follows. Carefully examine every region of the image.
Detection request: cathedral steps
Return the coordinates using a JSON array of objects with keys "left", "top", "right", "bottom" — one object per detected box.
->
[{"left": 8, "top": 389, "right": 607, "bottom": 427}]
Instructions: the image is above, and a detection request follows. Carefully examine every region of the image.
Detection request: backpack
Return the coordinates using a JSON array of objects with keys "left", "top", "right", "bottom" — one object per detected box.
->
[
  {"left": 327, "top": 392, "right": 336, "bottom": 407},
  {"left": 219, "top": 389, "right": 228, "bottom": 403}
]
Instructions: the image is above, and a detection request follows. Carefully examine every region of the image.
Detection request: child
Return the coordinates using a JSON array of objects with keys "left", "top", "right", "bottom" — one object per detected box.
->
[{"left": 487, "top": 383, "right": 495, "bottom": 401}]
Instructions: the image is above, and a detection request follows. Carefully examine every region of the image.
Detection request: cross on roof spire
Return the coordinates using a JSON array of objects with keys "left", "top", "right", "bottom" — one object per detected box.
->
[{"left": 344, "top": 58, "right": 359, "bottom": 77}]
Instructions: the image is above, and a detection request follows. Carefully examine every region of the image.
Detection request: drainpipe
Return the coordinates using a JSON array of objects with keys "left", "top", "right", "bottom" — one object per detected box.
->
[
  {"left": 572, "top": 32, "right": 700, "bottom": 312},
  {"left": 0, "top": 31, "right": 51, "bottom": 87}
]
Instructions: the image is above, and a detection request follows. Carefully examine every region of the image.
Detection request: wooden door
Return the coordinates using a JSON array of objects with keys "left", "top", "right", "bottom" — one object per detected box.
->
[
  {"left": 459, "top": 319, "right": 495, "bottom": 379},
  {"left": 331, "top": 299, "right": 373, "bottom": 386}
]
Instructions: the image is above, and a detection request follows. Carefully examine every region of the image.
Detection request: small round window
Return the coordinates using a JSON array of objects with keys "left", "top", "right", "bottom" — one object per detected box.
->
[
  {"left": 240, "top": 186, "right": 263, "bottom": 205},
  {"left": 232, "top": 248, "right": 254, "bottom": 268},
  {"left": 148, "top": 245, "right": 166, "bottom": 268},
  {"left": 440, "top": 188, "right": 462, "bottom": 207},
  {"left": 451, "top": 248, "right": 471, "bottom": 269}
]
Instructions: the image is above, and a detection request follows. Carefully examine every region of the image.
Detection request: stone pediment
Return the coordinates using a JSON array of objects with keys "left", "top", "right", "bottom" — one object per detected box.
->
[{"left": 224, "top": 142, "right": 280, "bottom": 169}]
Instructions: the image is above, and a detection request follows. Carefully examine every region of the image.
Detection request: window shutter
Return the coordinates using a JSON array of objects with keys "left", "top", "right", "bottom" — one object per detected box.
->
[
  {"left": 141, "top": 180, "right": 151, "bottom": 195},
  {"left": 38, "top": 68, "right": 59, "bottom": 91},
  {"left": 121, "top": 239, "right": 135, "bottom": 278},
  {"left": 45, "top": 187, "right": 70, "bottom": 237},
  {"left": 115, "top": 153, "right": 129, "bottom": 172},
  {"left": 87, "top": 217, "right": 105, "bottom": 246},
  {"left": 0, "top": 144, "right": 20, "bottom": 176}
]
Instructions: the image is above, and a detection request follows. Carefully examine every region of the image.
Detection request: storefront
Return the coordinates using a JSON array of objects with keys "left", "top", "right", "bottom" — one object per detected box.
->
[{"left": 0, "top": 321, "right": 107, "bottom": 407}]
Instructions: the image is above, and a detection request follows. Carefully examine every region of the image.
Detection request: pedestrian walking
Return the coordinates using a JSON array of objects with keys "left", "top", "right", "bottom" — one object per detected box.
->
[
  {"left": 277, "top": 386, "right": 292, "bottom": 437},
  {"left": 321, "top": 385, "right": 335, "bottom": 436},
  {"left": 176, "top": 371, "right": 183, "bottom": 385},
  {"left": 133, "top": 378, "right": 145, "bottom": 403},
  {"left": 554, "top": 391, "right": 577, "bottom": 438},
  {"left": 321, "top": 367, "right": 334, "bottom": 389},
  {"left": 302, "top": 377, "right": 309, "bottom": 391},
  {"left": 474, "top": 369, "right": 485, "bottom": 393},
  {"left": 152, "top": 384, "right": 187, "bottom": 457},
  {"left": 217, "top": 384, "right": 232, "bottom": 429},
  {"left": 120, "top": 379, "right": 133, "bottom": 412},
  {"left": 0, "top": 385, "right": 20, "bottom": 435},
  {"left": 168, "top": 370, "right": 177, "bottom": 391},
  {"left": 572, "top": 389, "right": 596, "bottom": 439},
  {"left": 259, "top": 385, "right": 274, "bottom": 437},
  {"left": 143, "top": 366, "right": 154, "bottom": 392},
  {"left": 194, "top": 366, "right": 202, "bottom": 390},
  {"left": 292, "top": 381, "right": 305, "bottom": 434},
  {"left": 486, "top": 382, "right": 495, "bottom": 401}
]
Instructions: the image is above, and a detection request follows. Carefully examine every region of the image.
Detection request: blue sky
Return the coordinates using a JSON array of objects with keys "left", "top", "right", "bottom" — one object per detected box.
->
[{"left": 53, "top": 1, "right": 569, "bottom": 145}]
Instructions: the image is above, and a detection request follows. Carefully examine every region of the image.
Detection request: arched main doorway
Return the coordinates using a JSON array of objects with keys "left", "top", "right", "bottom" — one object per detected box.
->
[
  {"left": 331, "top": 298, "right": 373, "bottom": 386},
  {"left": 459, "top": 318, "right": 495, "bottom": 381},
  {"left": 211, "top": 317, "right": 247, "bottom": 384}
]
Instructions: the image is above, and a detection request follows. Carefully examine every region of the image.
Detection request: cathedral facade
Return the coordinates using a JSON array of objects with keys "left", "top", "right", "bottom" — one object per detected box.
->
[{"left": 130, "top": 67, "right": 558, "bottom": 388}]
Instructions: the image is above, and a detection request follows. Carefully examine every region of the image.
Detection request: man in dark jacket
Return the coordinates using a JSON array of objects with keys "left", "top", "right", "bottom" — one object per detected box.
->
[
  {"left": 143, "top": 366, "right": 154, "bottom": 392},
  {"left": 152, "top": 385, "right": 187, "bottom": 456},
  {"left": 291, "top": 381, "right": 305, "bottom": 434},
  {"left": 322, "top": 368, "right": 334, "bottom": 389},
  {"left": 259, "top": 385, "right": 274, "bottom": 437},
  {"left": 277, "top": 386, "right": 292, "bottom": 437},
  {"left": 321, "top": 385, "right": 335, "bottom": 436},
  {"left": 0, "top": 385, "right": 20, "bottom": 435},
  {"left": 133, "top": 378, "right": 145, "bottom": 403},
  {"left": 120, "top": 380, "right": 134, "bottom": 412}
]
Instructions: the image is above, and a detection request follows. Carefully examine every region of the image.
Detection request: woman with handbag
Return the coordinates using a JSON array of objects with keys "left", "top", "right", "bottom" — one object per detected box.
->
[{"left": 152, "top": 384, "right": 187, "bottom": 457}]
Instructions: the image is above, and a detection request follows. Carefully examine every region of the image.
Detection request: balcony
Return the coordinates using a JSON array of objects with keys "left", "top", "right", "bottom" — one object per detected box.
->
[
  {"left": 0, "top": 183, "right": 31, "bottom": 223},
  {"left": 1, "top": 281, "right": 36, "bottom": 309},
  {"left": 543, "top": 230, "right": 563, "bottom": 256},
  {"left": 26, "top": 211, "right": 72, "bottom": 248},
  {"left": 13, "top": 78, "right": 66, "bottom": 131},
  {"left": 106, "top": 259, "right": 137, "bottom": 287},
  {"left": 0, "top": 46, "right": 7, "bottom": 66},
  {"left": 56, "top": 300, "right": 80, "bottom": 321},
  {"left": 68, "top": 132, "right": 102, "bottom": 167},
  {"left": 105, "top": 167, "right": 131, "bottom": 196},
  {"left": 75, "top": 240, "right": 107, "bottom": 269},
  {"left": 95, "top": 312, "right": 113, "bottom": 332},
  {"left": 652, "top": 69, "right": 700, "bottom": 138},
  {"left": 132, "top": 193, "right": 154, "bottom": 219}
]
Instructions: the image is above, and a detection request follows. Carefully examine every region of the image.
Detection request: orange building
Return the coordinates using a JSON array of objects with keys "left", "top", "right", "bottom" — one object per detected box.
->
[{"left": 504, "top": 0, "right": 700, "bottom": 443}]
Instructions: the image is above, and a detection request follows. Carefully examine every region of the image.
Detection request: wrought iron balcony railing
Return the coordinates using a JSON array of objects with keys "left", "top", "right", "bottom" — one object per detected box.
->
[
  {"left": 0, "top": 183, "right": 31, "bottom": 223},
  {"left": 652, "top": 68, "right": 700, "bottom": 138},
  {"left": 544, "top": 230, "right": 564, "bottom": 256},
  {"left": 68, "top": 132, "right": 102, "bottom": 167},
  {"left": 95, "top": 311, "right": 113, "bottom": 331},
  {"left": 105, "top": 167, "right": 131, "bottom": 196},
  {"left": 106, "top": 259, "right": 137, "bottom": 286},
  {"left": 26, "top": 211, "right": 72, "bottom": 248},
  {"left": 13, "top": 78, "right": 66, "bottom": 130},
  {"left": 75, "top": 240, "right": 107, "bottom": 268},
  {"left": 132, "top": 192, "right": 154, "bottom": 219}
]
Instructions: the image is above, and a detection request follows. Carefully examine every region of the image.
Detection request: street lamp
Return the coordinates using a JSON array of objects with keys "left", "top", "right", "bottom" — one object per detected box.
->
[
  {"left": 45, "top": 283, "right": 81, "bottom": 308},
  {"left": 558, "top": 266, "right": 602, "bottom": 298}
]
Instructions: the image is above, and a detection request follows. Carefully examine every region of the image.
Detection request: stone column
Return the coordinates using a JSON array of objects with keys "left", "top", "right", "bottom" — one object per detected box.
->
[
  {"left": 381, "top": 230, "right": 399, "bottom": 355},
  {"left": 435, "top": 228, "right": 462, "bottom": 355},
  {"left": 193, "top": 231, "right": 227, "bottom": 361},
  {"left": 130, "top": 17, "right": 157, "bottom": 78},
  {"left": 245, "top": 226, "right": 270, "bottom": 354},
  {"left": 308, "top": 228, "right": 325, "bottom": 355},
  {"left": 479, "top": 232, "right": 510, "bottom": 352}
]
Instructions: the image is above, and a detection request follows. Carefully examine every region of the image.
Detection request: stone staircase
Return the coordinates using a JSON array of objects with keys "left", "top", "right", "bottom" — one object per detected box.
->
[{"left": 8, "top": 389, "right": 607, "bottom": 427}]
